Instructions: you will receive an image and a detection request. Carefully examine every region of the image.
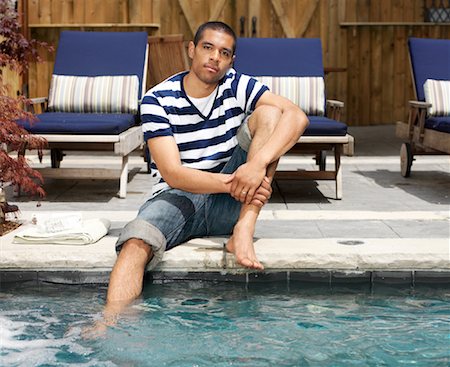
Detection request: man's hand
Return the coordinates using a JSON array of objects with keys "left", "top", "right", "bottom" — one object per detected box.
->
[
  {"left": 249, "top": 176, "right": 272, "bottom": 207},
  {"left": 230, "top": 159, "right": 267, "bottom": 204}
]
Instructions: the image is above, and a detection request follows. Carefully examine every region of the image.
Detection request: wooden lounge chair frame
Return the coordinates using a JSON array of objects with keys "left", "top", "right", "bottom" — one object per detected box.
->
[
  {"left": 396, "top": 37, "right": 450, "bottom": 177},
  {"left": 27, "top": 95, "right": 143, "bottom": 199}
]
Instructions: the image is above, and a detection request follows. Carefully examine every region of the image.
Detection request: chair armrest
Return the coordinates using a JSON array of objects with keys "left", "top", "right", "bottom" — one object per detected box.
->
[
  {"left": 30, "top": 97, "right": 48, "bottom": 104},
  {"left": 409, "top": 100, "right": 431, "bottom": 109},
  {"left": 326, "top": 99, "right": 344, "bottom": 108},
  {"left": 27, "top": 97, "right": 48, "bottom": 114},
  {"left": 326, "top": 99, "right": 344, "bottom": 121},
  {"left": 407, "top": 101, "right": 430, "bottom": 142}
]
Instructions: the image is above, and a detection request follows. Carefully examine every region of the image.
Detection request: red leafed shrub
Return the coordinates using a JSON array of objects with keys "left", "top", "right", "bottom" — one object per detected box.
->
[{"left": 1, "top": 0, "right": 53, "bottom": 222}]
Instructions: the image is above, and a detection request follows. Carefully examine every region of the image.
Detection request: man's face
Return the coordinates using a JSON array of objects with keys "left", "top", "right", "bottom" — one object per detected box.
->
[{"left": 188, "top": 28, "right": 235, "bottom": 85}]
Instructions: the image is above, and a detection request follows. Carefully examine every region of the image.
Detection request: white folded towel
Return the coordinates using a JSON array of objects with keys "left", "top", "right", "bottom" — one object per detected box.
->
[{"left": 13, "top": 218, "right": 111, "bottom": 245}]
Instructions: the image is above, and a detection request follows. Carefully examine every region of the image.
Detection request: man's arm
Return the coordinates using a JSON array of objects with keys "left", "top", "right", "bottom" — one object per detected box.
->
[
  {"left": 230, "top": 91, "right": 309, "bottom": 199},
  {"left": 149, "top": 135, "right": 272, "bottom": 207},
  {"left": 148, "top": 135, "right": 232, "bottom": 194}
]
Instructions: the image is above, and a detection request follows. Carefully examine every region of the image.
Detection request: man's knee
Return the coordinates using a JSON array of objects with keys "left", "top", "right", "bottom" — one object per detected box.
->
[
  {"left": 119, "top": 238, "right": 153, "bottom": 263},
  {"left": 248, "top": 105, "right": 282, "bottom": 136}
]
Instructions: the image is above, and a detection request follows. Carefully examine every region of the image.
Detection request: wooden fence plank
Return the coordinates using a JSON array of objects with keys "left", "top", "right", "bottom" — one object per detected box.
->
[
  {"left": 152, "top": 0, "right": 160, "bottom": 25},
  {"left": 392, "top": 0, "right": 403, "bottom": 21},
  {"left": 413, "top": 0, "right": 424, "bottom": 21},
  {"left": 325, "top": 0, "right": 339, "bottom": 99},
  {"left": 336, "top": 0, "right": 347, "bottom": 122},
  {"left": 393, "top": 27, "right": 407, "bottom": 122},
  {"left": 60, "top": 0, "right": 74, "bottom": 24},
  {"left": 370, "top": 27, "right": 382, "bottom": 123},
  {"left": 380, "top": 0, "right": 392, "bottom": 21},
  {"left": 358, "top": 27, "right": 371, "bottom": 125},
  {"left": 28, "top": 0, "right": 40, "bottom": 24},
  {"left": 39, "top": 0, "right": 51, "bottom": 23},
  {"left": 104, "top": 0, "right": 120, "bottom": 23},
  {"left": 270, "top": 0, "right": 295, "bottom": 37},
  {"left": 248, "top": 0, "right": 261, "bottom": 37},
  {"left": 347, "top": 27, "right": 360, "bottom": 124},
  {"left": 369, "top": 0, "right": 381, "bottom": 21},
  {"left": 345, "top": 0, "right": 357, "bottom": 22},
  {"left": 84, "top": 0, "right": 100, "bottom": 23},
  {"left": 73, "top": 0, "right": 85, "bottom": 23},
  {"left": 319, "top": 0, "right": 328, "bottom": 53},
  {"left": 178, "top": 0, "right": 199, "bottom": 36},
  {"left": 210, "top": 0, "right": 227, "bottom": 20},
  {"left": 393, "top": 0, "right": 406, "bottom": 122},
  {"left": 357, "top": 0, "right": 370, "bottom": 22},
  {"left": 402, "top": 0, "right": 414, "bottom": 21},
  {"left": 381, "top": 27, "right": 395, "bottom": 124},
  {"left": 296, "top": 0, "right": 319, "bottom": 37},
  {"left": 50, "top": 0, "right": 63, "bottom": 24},
  {"left": 129, "top": 0, "right": 141, "bottom": 23},
  {"left": 119, "top": 0, "right": 130, "bottom": 23},
  {"left": 260, "top": 0, "right": 275, "bottom": 38}
]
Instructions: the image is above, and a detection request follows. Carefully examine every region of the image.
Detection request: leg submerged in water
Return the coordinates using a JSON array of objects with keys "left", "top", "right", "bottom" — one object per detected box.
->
[
  {"left": 107, "top": 238, "right": 153, "bottom": 304},
  {"left": 82, "top": 238, "right": 152, "bottom": 338}
]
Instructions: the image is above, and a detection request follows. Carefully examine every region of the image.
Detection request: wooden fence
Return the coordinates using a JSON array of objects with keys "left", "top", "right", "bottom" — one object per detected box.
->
[{"left": 6, "top": 0, "right": 450, "bottom": 125}]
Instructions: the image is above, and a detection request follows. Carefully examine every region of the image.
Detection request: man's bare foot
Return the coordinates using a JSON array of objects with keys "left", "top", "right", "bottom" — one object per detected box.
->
[
  {"left": 81, "top": 300, "right": 127, "bottom": 339},
  {"left": 225, "top": 223, "right": 264, "bottom": 270},
  {"left": 81, "top": 319, "right": 110, "bottom": 339}
]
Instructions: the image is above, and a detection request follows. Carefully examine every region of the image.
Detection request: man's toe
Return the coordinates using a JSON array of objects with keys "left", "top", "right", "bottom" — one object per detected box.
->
[{"left": 238, "top": 257, "right": 254, "bottom": 268}]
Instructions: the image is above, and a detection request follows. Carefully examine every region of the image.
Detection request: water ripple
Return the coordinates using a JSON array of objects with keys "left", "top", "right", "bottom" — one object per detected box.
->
[{"left": 0, "top": 282, "right": 449, "bottom": 366}]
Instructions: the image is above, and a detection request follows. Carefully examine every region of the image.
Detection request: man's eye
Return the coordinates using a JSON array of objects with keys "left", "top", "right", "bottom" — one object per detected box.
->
[
  {"left": 221, "top": 50, "right": 231, "bottom": 58},
  {"left": 203, "top": 44, "right": 212, "bottom": 50}
]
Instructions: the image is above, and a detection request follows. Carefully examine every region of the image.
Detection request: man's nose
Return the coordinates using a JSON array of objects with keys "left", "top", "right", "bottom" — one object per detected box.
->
[{"left": 209, "top": 49, "right": 220, "bottom": 61}]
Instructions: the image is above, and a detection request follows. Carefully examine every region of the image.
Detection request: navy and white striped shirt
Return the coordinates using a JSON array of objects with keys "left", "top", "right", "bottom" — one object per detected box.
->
[{"left": 141, "top": 68, "right": 269, "bottom": 196}]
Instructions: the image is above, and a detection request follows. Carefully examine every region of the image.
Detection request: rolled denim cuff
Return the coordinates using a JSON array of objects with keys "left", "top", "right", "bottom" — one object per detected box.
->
[{"left": 115, "top": 218, "right": 167, "bottom": 270}]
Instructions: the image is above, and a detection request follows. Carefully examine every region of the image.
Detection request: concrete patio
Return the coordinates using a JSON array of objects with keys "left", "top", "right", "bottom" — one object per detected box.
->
[{"left": 1, "top": 125, "right": 449, "bottom": 284}]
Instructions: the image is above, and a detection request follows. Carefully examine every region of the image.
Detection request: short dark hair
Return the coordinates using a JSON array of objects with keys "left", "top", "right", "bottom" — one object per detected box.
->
[{"left": 193, "top": 21, "right": 237, "bottom": 55}]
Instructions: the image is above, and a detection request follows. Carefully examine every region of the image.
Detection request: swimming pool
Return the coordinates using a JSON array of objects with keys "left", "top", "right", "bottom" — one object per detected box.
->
[{"left": 1, "top": 280, "right": 449, "bottom": 366}]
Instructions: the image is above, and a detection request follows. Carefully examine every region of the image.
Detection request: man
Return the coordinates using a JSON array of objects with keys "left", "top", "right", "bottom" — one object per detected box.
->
[{"left": 107, "top": 21, "right": 308, "bottom": 312}]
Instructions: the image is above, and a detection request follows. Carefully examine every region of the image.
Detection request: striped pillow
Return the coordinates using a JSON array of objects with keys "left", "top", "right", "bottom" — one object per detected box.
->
[
  {"left": 48, "top": 75, "right": 139, "bottom": 113},
  {"left": 423, "top": 79, "right": 450, "bottom": 116},
  {"left": 255, "top": 76, "right": 325, "bottom": 116}
]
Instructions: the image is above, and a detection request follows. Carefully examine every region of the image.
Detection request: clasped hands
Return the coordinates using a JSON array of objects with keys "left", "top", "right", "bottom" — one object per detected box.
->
[{"left": 226, "top": 161, "right": 272, "bottom": 208}]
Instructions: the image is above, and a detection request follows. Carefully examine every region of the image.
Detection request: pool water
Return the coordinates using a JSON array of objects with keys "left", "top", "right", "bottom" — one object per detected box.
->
[{"left": 1, "top": 280, "right": 449, "bottom": 366}]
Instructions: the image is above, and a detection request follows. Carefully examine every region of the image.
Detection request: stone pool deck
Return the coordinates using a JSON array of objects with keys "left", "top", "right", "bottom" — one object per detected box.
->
[{"left": 1, "top": 125, "right": 449, "bottom": 284}]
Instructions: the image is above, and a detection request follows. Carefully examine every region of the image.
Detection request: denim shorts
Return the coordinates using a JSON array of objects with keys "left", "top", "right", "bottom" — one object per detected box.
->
[{"left": 116, "top": 121, "right": 251, "bottom": 269}]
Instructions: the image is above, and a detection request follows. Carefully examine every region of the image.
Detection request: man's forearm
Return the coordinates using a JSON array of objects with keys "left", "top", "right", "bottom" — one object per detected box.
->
[{"left": 163, "top": 165, "right": 231, "bottom": 194}]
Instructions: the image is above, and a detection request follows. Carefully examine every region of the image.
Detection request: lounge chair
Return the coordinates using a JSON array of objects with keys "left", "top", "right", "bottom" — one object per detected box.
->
[
  {"left": 396, "top": 37, "right": 450, "bottom": 177},
  {"left": 234, "top": 38, "right": 354, "bottom": 199},
  {"left": 17, "top": 31, "right": 148, "bottom": 198}
]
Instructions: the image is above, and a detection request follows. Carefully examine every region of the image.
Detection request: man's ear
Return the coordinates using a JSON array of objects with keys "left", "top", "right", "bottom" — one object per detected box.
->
[
  {"left": 188, "top": 41, "right": 195, "bottom": 59},
  {"left": 230, "top": 54, "right": 236, "bottom": 67}
]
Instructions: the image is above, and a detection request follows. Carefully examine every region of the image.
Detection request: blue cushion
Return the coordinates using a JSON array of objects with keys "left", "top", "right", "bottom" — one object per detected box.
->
[
  {"left": 409, "top": 38, "right": 450, "bottom": 101},
  {"left": 425, "top": 116, "right": 450, "bottom": 134},
  {"left": 17, "top": 112, "right": 138, "bottom": 135},
  {"left": 54, "top": 31, "right": 148, "bottom": 99},
  {"left": 234, "top": 38, "right": 324, "bottom": 77},
  {"left": 304, "top": 116, "right": 347, "bottom": 136}
]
